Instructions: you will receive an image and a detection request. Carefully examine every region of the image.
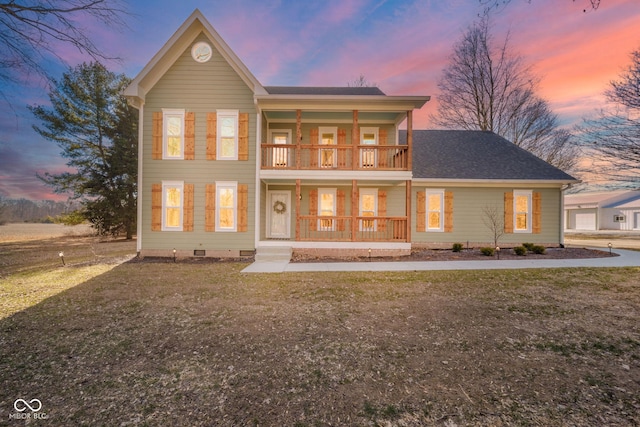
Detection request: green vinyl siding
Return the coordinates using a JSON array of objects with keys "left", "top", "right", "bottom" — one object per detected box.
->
[
  {"left": 141, "top": 34, "right": 256, "bottom": 252},
  {"left": 412, "top": 186, "right": 563, "bottom": 246}
]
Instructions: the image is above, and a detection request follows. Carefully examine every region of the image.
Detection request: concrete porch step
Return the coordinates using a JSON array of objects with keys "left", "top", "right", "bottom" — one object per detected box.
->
[{"left": 254, "top": 246, "right": 292, "bottom": 262}]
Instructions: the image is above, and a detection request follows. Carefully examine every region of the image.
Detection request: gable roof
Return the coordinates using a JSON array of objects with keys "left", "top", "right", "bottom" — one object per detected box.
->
[
  {"left": 407, "top": 130, "right": 577, "bottom": 183},
  {"left": 124, "top": 9, "right": 266, "bottom": 106},
  {"left": 565, "top": 190, "right": 640, "bottom": 209},
  {"left": 265, "top": 86, "right": 386, "bottom": 96}
]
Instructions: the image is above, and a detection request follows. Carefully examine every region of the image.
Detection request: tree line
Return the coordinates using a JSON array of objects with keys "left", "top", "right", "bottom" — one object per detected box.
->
[{"left": 0, "top": 198, "right": 80, "bottom": 224}]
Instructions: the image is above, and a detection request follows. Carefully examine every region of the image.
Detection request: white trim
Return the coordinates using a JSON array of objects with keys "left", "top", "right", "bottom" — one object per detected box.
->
[
  {"left": 216, "top": 110, "right": 239, "bottom": 160},
  {"left": 425, "top": 189, "right": 445, "bottom": 232},
  {"left": 514, "top": 190, "right": 533, "bottom": 233},
  {"left": 161, "top": 181, "right": 184, "bottom": 231},
  {"left": 136, "top": 102, "right": 144, "bottom": 252},
  {"left": 162, "top": 109, "right": 185, "bottom": 159},
  {"left": 215, "top": 181, "right": 238, "bottom": 232},
  {"left": 254, "top": 113, "right": 261, "bottom": 249}
]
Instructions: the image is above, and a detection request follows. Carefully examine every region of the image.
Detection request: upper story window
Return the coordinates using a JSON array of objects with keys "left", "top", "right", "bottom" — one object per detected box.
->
[
  {"left": 163, "top": 109, "right": 185, "bottom": 159},
  {"left": 426, "top": 190, "right": 444, "bottom": 232},
  {"left": 318, "top": 127, "right": 337, "bottom": 168},
  {"left": 217, "top": 110, "right": 239, "bottom": 160},
  {"left": 269, "top": 129, "right": 291, "bottom": 167},
  {"left": 514, "top": 190, "right": 532, "bottom": 233},
  {"left": 162, "top": 181, "right": 183, "bottom": 231},
  {"left": 360, "top": 127, "right": 378, "bottom": 168}
]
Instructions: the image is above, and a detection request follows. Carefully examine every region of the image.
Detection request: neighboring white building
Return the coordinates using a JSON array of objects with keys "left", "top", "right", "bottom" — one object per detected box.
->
[{"left": 565, "top": 190, "right": 640, "bottom": 231}]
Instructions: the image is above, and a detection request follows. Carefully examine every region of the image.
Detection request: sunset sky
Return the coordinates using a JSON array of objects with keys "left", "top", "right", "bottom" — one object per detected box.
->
[{"left": 0, "top": 0, "right": 639, "bottom": 201}]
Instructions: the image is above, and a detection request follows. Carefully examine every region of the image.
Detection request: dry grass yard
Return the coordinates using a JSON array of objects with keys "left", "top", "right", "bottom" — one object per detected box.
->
[{"left": 1, "top": 224, "right": 639, "bottom": 426}]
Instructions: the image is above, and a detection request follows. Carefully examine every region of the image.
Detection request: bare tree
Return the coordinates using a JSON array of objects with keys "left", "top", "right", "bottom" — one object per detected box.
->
[
  {"left": 482, "top": 204, "right": 504, "bottom": 248},
  {"left": 431, "top": 16, "right": 579, "bottom": 173},
  {"left": 575, "top": 46, "right": 640, "bottom": 187},
  {"left": 348, "top": 74, "right": 377, "bottom": 88},
  {"left": 0, "top": 1, "right": 128, "bottom": 101},
  {"left": 479, "top": 0, "right": 601, "bottom": 13}
]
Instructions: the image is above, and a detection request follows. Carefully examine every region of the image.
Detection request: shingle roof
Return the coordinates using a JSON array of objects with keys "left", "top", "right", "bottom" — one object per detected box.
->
[
  {"left": 405, "top": 130, "right": 576, "bottom": 182},
  {"left": 264, "top": 86, "right": 386, "bottom": 96}
]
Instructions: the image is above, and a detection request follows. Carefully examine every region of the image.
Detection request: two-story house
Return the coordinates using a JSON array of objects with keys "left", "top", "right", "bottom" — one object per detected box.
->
[{"left": 124, "top": 9, "right": 577, "bottom": 260}]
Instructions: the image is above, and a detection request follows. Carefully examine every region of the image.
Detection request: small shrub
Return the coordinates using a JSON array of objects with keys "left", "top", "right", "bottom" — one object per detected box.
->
[
  {"left": 522, "top": 242, "right": 535, "bottom": 251},
  {"left": 531, "top": 245, "right": 546, "bottom": 254},
  {"left": 480, "top": 247, "right": 495, "bottom": 256},
  {"left": 452, "top": 243, "right": 464, "bottom": 252},
  {"left": 513, "top": 246, "right": 527, "bottom": 256}
]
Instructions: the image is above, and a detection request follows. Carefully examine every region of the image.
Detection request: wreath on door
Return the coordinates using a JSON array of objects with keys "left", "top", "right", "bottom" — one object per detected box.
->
[{"left": 273, "top": 200, "right": 287, "bottom": 215}]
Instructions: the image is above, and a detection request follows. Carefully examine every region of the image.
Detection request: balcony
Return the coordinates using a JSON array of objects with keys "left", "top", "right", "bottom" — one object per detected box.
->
[{"left": 261, "top": 144, "right": 409, "bottom": 171}]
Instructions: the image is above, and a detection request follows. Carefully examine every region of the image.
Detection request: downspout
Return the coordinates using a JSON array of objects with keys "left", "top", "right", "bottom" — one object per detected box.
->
[{"left": 560, "top": 183, "right": 573, "bottom": 247}]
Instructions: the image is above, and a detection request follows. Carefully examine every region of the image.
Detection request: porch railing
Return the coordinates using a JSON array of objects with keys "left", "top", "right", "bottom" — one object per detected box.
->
[
  {"left": 261, "top": 144, "right": 409, "bottom": 171},
  {"left": 297, "top": 216, "right": 408, "bottom": 242}
]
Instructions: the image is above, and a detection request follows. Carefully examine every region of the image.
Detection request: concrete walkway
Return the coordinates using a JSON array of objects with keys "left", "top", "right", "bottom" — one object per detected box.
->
[{"left": 241, "top": 248, "right": 640, "bottom": 273}]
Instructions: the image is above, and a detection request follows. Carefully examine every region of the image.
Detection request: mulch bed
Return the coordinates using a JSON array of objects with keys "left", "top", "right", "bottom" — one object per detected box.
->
[{"left": 292, "top": 247, "right": 617, "bottom": 263}]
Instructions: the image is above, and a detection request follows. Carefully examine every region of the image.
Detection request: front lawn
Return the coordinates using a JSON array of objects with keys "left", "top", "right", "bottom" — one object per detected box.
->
[{"left": 1, "top": 238, "right": 639, "bottom": 426}]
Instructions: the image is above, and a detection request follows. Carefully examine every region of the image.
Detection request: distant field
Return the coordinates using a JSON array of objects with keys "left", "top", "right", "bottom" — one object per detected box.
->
[{"left": 0, "top": 223, "right": 94, "bottom": 242}]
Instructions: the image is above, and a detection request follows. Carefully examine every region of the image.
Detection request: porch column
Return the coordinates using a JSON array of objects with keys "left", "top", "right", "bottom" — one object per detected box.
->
[
  {"left": 351, "top": 179, "right": 358, "bottom": 241},
  {"left": 406, "top": 180, "right": 412, "bottom": 242},
  {"left": 406, "top": 110, "right": 413, "bottom": 170},
  {"left": 296, "top": 179, "right": 301, "bottom": 241},
  {"left": 352, "top": 110, "right": 359, "bottom": 170},
  {"left": 296, "top": 109, "right": 302, "bottom": 169}
]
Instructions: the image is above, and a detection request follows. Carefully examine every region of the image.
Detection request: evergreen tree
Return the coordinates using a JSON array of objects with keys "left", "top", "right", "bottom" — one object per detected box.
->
[{"left": 29, "top": 62, "right": 137, "bottom": 239}]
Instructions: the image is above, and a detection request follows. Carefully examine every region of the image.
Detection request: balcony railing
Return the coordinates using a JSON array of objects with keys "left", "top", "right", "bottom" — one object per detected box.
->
[
  {"left": 296, "top": 216, "right": 408, "bottom": 242},
  {"left": 261, "top": 144, "right": 409, "bottom": 171}
]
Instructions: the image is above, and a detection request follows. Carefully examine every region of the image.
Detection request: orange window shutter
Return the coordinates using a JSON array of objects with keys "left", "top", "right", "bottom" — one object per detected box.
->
[
  {"left": 206, "top": 112, "right": 217, "bottom": 160},
  {"left": 378, "top": 190, "right": 387, "bottom": 232},
  {"left": 337, "top": 190, "right": 346, "bottom": 231},
  {"left": 504, "top": 192, "right": 514, "bottom": 233},
  {"left": 183, "top": 184, "right": 194, "bottom": 231},
  {"left": 533, "top": 191, "right": 542, "bottom": 234},
  {"left": 238, "top": 184, "right": 248, "bottom": 232},
  {"left": 379, "top": 128, "right": 388, "bottom": 145},
  {"left": 238, "top": 113, "right": 249, "bottom": 161},
  {"left": 337, "top": 129, "right": 347, "bottom": 167},
  {"left": 184, "top": 112, "right": 195, "bottom": 160},
  {"left": 309, "top": 128, "right": 318, "bottom": 168},
  {"left": 444, "top": 191, "right": 454, "bottom": 232},
  {"left": 152, "top": 112, "right": 163, "bottom": 160},
  {"left": 151, "top": 183, "right": 162, "bottom": 231},
  {"left": 416, "top": 191, "right": 426, "bottom": 232},
  {"left": 309, "top": 189, "right": 318, "bottom": 231},
  {"left": 205, "top": 184, "right": 216, "bottom": 232}
]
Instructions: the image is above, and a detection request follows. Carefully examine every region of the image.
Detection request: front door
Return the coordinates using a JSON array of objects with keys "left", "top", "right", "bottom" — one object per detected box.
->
[{"left": 267, "top": 191, "right": 291, "bottom": 238}]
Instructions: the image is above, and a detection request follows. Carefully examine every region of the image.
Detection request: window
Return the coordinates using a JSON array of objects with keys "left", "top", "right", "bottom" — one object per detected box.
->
[
  {"left": 514, "top": 190, "right": 532, "bottom": 232},
  {"left": 163, "top": 109, "right": 185, "bottom": 159},
  {"left": 217, "top": 110, "right": 239, "bottom": 160},
  {"left": 318, "top": 127, "right": 337, "bottom": 168},
  {"left": 269, "top": 129, "right": 291, "bottom": 167},
  {"left": 162, "top": 181, "right": 183, "bottom": 231},
  {"left": 359, "top": 188, "right": 378, "bottom": 231},
  {"left": 614, "top": 214, "right": 626, "bottom": 223},
  {"left": 318, "top": 188, "right": 336, "bottom": 231},
  {"left": 360, "top": 127, "right": 378, "bottom": 168},
  {"left": 426, "top": 190, "right": 444, "bottom": 231},
  {"left": 216, "top": 182, "right": 237, "bottom": 231}
]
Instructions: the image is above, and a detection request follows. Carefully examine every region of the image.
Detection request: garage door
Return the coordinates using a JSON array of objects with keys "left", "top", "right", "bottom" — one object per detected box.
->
[{"left": 570, "top": 210, "right": 597, "bottom": 230}]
